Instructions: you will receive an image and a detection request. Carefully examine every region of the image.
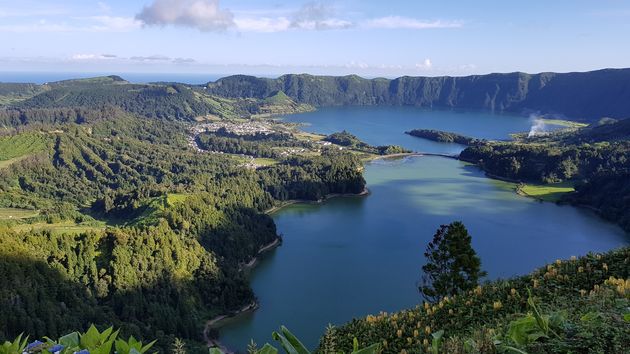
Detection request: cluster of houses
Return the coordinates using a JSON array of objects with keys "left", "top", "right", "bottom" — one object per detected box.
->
[{"left": 190, "top": 121, "right": 275, "bottom": 137}]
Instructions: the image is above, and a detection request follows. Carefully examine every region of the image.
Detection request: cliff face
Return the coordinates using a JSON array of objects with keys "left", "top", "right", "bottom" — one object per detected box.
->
[{"left": 205, "top": 68, "right": 630, "bottom": 121}]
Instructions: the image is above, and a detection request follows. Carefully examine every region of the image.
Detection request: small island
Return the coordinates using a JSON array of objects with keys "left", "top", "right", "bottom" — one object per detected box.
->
[
  {"left": 405, "top": 129, "right": 478, "bottom": 145},
  {"left": 324, "top": 130, "right": 411, "bottom": 155}
]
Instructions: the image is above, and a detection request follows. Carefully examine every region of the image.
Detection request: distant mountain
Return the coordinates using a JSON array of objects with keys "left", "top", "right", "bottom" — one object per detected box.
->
[
  {"left": 0, "top": 76, "right": 311, "bottom": 122},
  {"left": 205, "top": 68, "right": 630, "bottom": 121}
]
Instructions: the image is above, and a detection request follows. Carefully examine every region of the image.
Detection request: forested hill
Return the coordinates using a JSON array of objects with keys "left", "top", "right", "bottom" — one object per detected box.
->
[
  {"left": 459, "top": 118, "right": 630, "bottom": 231},
  {"left": 0, "top": 76, "right": 310, "bottom": 122},
  {"left": 205, "top": 68, "right": 630, "bottom": 121}
]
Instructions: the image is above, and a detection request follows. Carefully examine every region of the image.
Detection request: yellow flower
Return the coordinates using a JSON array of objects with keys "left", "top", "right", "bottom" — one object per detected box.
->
[
  {"left": 570, "top": 256, "right": 577, "bottom": 261},
  {"left": 533, "top": 279, "right": 539, "bottom": 288},
  {"left": 578, "top": 266, "right": 584, "bottom": 273},
  {"left": 423, "top": 339, "right": 429, "bottom": 347},
  {"left": 602, "top": 263, "right": 608, "bottom": 272},
  {"left": 401, "top": 350, "right": 407, "bottom": 354},
  {"left": 596, "top": 254, "right": 602, "bottom": 260},
  {"left": 510, "top": 288, "right": 517, "bottom": 296},
  {"left": 555, "top": 259, "right": 562, "bottom": 266},
  {"left": 413, "top": 329, "right": 419, "bottom": 338},
  {"left": 448, "top": 309, "right": 454, "bottom": 315},
  {"left": 382, "top": 340, "right": 388, "bottom": 348},
  {"left": 493, "top": 301, "right": 503, "bottom": 310},
  {"left": 423, "top": 302, "right": 430, "bottom": 310},
  {"left": 474, "top": 285, "right": 483, "bottom": 296},
  {"left": 396, "top": 329, "right": 403, "bottom": 338},
  {"left": 425, "top": 326, "right": 431, "bottom": 335}
]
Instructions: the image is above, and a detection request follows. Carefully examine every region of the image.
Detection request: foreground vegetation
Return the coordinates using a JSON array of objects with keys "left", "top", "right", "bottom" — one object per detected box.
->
[
  {"left": 328, "top": 247, "right": 629, "bottom": 353},
  {"left": 3, "top": 326, "right": 379, "bottom": 354},
  {"left": 3, "top": 247, "right": 628, "bottom": 354}
]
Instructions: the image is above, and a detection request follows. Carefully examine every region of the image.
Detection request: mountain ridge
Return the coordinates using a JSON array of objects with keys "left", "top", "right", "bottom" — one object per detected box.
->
[{"left": 205, "top": 68, "right": 630, "bottom": 121}]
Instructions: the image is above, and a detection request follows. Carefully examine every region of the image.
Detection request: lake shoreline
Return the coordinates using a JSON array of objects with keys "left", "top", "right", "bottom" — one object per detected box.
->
[
  {"left": 264, "top": 187, "right": 370, "bottom": 215},
  {"left": 205, "top": 187, "right": 370, "bottom": 349}
]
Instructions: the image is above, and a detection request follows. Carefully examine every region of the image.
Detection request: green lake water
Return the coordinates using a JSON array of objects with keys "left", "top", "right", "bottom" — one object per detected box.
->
[{"left": 219, "top": 107, "right": 628, "bottom": 351}]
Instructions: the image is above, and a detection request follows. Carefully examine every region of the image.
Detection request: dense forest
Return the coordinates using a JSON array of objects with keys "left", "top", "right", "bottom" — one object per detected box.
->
[
  {"left": 459, "top": 118, "right": 630, "bottom": 231},
  {"left": 205, "top": 69, "right": 630, "bottom": 121},
  {"left": 0, "top": 78, "right": 367, "bottom": 352}
]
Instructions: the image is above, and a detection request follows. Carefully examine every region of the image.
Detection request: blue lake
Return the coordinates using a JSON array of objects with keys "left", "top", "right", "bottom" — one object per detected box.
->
[{"left": 219, "top": 107, "right": 628, "bottom": 351}]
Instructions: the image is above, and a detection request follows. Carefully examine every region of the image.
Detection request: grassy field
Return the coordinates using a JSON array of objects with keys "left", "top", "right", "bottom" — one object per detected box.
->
[
  {"left": 253, "top": 157, "right": 279, "bottom": 166},
  {"left": 166, "top": 193, "right": 189, "bottom": 206},
  {"left": 0, "top": 155, "right": 33, "bottom": 169},
  {"left": 12, "top": 220, "right": 106, "bottom": 234},
  {"left": 518, "top": 181, "right": 575, "bottom": 202},
  {"left": 0, "top": 208, "right": 40, "bottom": 220},
  {"left": 0, "top": 133, "right": 48, "bottom": 168},
  {"left": 541, "top": 118, "right": 589, "bottom": 128},
  {"left": 293, "top": 130, "right": 325, "bottom": 141}
]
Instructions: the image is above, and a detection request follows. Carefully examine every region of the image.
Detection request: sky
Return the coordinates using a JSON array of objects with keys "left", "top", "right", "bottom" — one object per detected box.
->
[{"left": 1, "top": 0, "right": 630, "bottom": 78}]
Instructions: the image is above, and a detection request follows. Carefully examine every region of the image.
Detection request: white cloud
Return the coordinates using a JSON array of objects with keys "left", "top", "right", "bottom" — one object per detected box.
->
[
  {"left": 234, "top": 17, "right": 291, "bottom": 33},
  {"left": 364, "top": 16, "right": 462, "bottom": 30},
  {"left": 136, "top": 0, "right": 234, "bottom": 32},
  {"left": 71, "top": 53, "right": 117, "bottom": 60},
  {"left": 346, "top": 61, "right": 369, "bottom": 69},
  {"left": 293, "top": 18, "right": 353, "bottom": 30},
  {"left": 290, "top": 2, "right": 354, "bottom": 30},
  {"left": 69, "top": 54, "right": 197, "bottom": 65},
  {"left": 415, "top": 59, "right": 433, "bottom": 70},
  {"left": 133, "top": 1, "right": 461, "bottom": 33},
  {"left": 130, "top": 55, "right": 171, "bottom": 61},
  {"left": 233, "top": 2, "right": 353, "bottom": 32}
]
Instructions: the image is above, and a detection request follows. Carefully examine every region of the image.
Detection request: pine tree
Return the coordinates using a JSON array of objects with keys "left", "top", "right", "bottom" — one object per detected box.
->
[{"left": 420, "top": 221, "right": 486, "bottom": 301}]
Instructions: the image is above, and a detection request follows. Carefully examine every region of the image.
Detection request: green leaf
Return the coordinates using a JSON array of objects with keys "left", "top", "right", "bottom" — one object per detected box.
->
[
  {"left": 58, "top": 332, "right": 80, "bottom": 348},
  {"left": 209, "top": 347, "right": 224, "bottom": 354},
  {"left": 271, "top": 331, "right": 298, "bottom": 354},
  {"left": 115, "top": 339, "right": 130, "bottom": 354},
  {"left": 258, "top": 344, "right": 279, "bottom": 354},
  {"left": 272, "top": 327, "right": 309, "bottom": 354},
  {"left": 351, "top": 343, "right": 381, "bottom": 354},
  {"left": 140, "top": 340, "right": 157, "bottom": 353},
  {"left": 80, "top": 325, "right": 101, "bottom": 349},
  {"left": 431, "top": 330, "right": 444, "bottom": 354}
]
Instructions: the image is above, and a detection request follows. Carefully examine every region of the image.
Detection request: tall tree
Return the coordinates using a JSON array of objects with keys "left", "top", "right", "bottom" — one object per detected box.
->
[{"left": 419, "top": 221, "right": 486, "bottom": 301}]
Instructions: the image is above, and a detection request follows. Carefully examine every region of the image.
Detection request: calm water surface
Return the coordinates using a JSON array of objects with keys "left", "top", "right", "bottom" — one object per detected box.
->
[{"left": 219, "top": 107, "right": 628, "bottom": 351}]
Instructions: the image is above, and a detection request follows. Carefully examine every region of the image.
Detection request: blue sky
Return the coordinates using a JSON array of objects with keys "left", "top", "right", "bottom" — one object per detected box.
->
[{"left": 1, "top": 0, "right": 629, "bottom": 77}]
